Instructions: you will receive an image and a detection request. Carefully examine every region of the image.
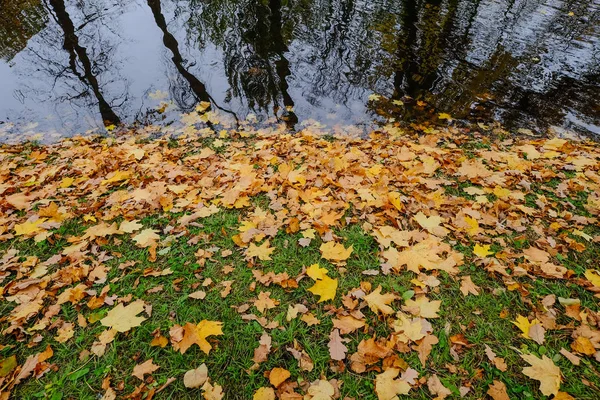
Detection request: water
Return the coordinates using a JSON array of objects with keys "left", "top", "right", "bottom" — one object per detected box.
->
[{"left": 0, "top": 0, "right": 599, "bottom": 141}]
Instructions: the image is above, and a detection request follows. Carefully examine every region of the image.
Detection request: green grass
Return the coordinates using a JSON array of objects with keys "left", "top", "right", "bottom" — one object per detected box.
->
[{"left": 1, "top": 206, "right": 598, "bottom": 399}]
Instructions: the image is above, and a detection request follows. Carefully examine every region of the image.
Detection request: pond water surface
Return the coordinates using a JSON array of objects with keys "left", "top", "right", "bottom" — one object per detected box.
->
[{"left": 1, "top": 0, "right": 599, "bottom": 140}]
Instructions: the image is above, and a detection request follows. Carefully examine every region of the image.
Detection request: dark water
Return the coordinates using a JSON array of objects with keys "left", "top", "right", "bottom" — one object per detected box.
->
[{"left": 1, "top": 0, "right": 599, "bottom": 141}]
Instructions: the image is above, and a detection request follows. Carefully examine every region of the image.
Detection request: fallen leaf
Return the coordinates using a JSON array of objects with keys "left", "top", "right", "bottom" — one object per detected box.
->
[
  {"left": 269, "top": 367, "right": 291, "bottom": 388},
  {"left": 320, "top": 242, "right": 353, "bottom": 261},
  {"left": 571, "top": 336, "right": 595, "bottom": 355},
  {"left": 247, "top": 241, "right": 275, "bottom": 261},
  {"left": 375, "top": 368, "right": 411, "bottom": 399},
  {"left": 177, "top": 320, "right": 224, "bottom": 354},
  {"left": 332, "top": 315, "right": 365, "bottom": 334},
  {"left": 253, "top": 387, "right": 275, "bottom": 400},
  {"left": 101, "top": 300, "right": 147, "bottom": 332},
  {"left": 184, "top": 364, "right": 208, "bottom": 388},
  {"left": 459, "top": 276, "right": 480, "bottom": 296},
  {"left": 473, "top": 244, "right": 493, "bottom": 258},
  {"left": 487, "top": 380, "right": 510, "bottom": 400},
  {"left": 202, "top": 381, "right": 224, "bottom": 400},
  {"left": 427, "top": 374, "right": 451, "bottom": 399},
  {"left": 254, "top": 291, "right": 279, "bottom": 313},
  {"left": 559, "top": 348, "right": 580, "bottom": 366},
  {"left": 364, "top": 286, "right": 397, "bottom": 315},
  {"left": 308, "top": 275, "right": 338, "bottom": 303},
  {"left": 132, "top": 359, "right": 159, "bottom": 381},
  {"left": 328, "top": 329, "right": 348, "bottom": 361},
  {"left": 520, "top": 353, "right": 561, "bottom": 396}
]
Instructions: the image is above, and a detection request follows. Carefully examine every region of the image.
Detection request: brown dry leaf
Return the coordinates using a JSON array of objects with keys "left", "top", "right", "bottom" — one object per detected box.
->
[
  {"left": 459, "top": 276, "right": 480, "bottom": 296},
  {"left": 189, "top": 290, "right": 207, "bottom": 300},
  {"left": 559, "top": 348, "right": 580, "bottom": 366},
  {"left": 528, "top": 323, "right": 546, "bottom": 345},
  {"left": 253, "top": 332, "right": 272, "bottom": 364},
  {"left": 328, "top": 329, "right": 348, "bottom": 361},
  {"left": 220, "top": 280, "right": 233, "bottom": 298},
  {"left": 254, "top": 291, "right": 279, "bottom": 313},
  {"left": 427, "top": 374, "right": 451, "bottom": 400},
  {"left": 332, "top": 315, "right": 366, "bottom": 334},
  {"left": 131, "top": 359, "right": 159, "bottom": 381},
  {"left": 484, "top": 345, "right": 507, "bottom": 371},
  {"left": 305, "top": 379, "right": 335, "bottom": 399},
  {"left": 415, "top": 334, "right": 439, "bottom": 367},
  {"left": 183, "top": 363, "right": 208, "bottom": 388},
  {"left": 487, "top": 380, "right": 510, "bottom": 400},
  {"left": 286, "top": 344, "right": 314, "bottom": 372}
]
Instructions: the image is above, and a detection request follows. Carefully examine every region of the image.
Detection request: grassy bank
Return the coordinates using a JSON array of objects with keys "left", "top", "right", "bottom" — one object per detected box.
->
[{"left": 1, "top": 122, "right": 599, "bottom": 399}]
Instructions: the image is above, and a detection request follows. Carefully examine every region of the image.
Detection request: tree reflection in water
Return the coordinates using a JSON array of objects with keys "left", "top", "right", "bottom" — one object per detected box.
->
[{"left": 0, "top": 0, "right": 598, "bottom": 137}]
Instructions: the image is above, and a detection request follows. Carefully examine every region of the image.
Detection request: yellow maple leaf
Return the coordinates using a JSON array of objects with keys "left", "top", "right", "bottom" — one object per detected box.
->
[
  {"left": 403, "top": 296, "right": 441, "bottom": 318},
  {"left": 14, "top": 218, "right": 47, "bottom": 236},
  {"left": 246, "top": 240, "right": 275, "bottom": 261},
  {"left": 306, "top": 264, "right": 328, "bottom": 280},
  {"left": 101, "top": 170, "right": 131, "bottom": 185},
  {"left": 178, "top": 320, "right": 224, "bottom": 354},
  {"left": 320, "top": 241, "right": 353, "bottom": 262},
  {"left": 584, "top": 269, "right": 600, "bottom": 287},
  {"left": 101, "top": 300, "right": 147, "bottom": 332},
  {"left": 438, "top": 112, "right": 452, "bottom": 120},
  {"left": 59, "top": 177, "right": 75, "bottom": 188},
  {"left": 512, "top": 315, "right": 542, "bottom": 339},
  {"left": 493, "top": 186, "right": 511, "bottom": 199},
  {"left": 196, "top": 320, "right": 223, "bottom": 354},
  {"left": 463, "top": 215, "right": 480, "bottom": 236},
  {"left": 392, "top": 313, "right": 426, "bottom": 342},
  {"left": 387, "top": 192, "right": 403, "bottom": 211},
  {"left": 521, "top": 353, "right": 561, "bottom": 396},
  {"left": 308, "top": 275, "right": 338, "bottom": 303},
  {"left": 473, "top": 244, "right": 493, "bottom": 258},
  {"left": 375, "top": 368, "right": 411, "bottom": 399},
  {"left": 364, "top": 285, "right": 397, "bottom": 315}
]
